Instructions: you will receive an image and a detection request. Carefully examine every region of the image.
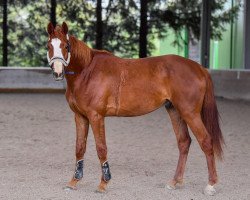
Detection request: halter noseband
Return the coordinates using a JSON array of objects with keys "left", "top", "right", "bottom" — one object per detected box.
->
[{"left": 47, "top": 34, "right": 71, "bottom": 67}]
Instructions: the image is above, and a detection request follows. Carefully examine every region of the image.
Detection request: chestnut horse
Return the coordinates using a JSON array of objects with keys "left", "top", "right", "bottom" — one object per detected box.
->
[{"left": 46, "top": 22, "right": 224, "bottom": 195}]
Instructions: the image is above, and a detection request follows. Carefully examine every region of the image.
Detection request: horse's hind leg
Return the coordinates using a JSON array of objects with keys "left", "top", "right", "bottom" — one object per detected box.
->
[
  {"left": 66, "top": 113, "right": 89, "bottom": 190},
  {"left": 165, "top": 103, "right": 191, "bottom": 190},
  {"left": 183, "top": 113, "right": 218, "bottom": 195}
]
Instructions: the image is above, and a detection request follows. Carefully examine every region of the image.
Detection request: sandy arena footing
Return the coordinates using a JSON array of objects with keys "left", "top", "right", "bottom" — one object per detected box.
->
[{"left": 0, "top": 94, "right": 249, "bottom": 200}]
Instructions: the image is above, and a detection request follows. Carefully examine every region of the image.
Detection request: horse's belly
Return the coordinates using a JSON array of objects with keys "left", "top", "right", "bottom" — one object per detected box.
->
[
  {"left": 117, "top": 102, "right": 164, "bottom": 116},
  {"left": 116, "top": 88, "right": 169, "bottom": 117}
]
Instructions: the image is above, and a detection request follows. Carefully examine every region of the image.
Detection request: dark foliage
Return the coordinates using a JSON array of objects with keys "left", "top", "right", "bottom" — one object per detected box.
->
[{"left": 0, "top": 0, "right": 241, "bottom": 66}]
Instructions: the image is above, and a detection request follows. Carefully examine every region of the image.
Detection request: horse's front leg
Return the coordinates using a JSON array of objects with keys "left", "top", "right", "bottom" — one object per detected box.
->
[
  {"left": 89, "top": 112, "right": 111, "bottom": 193},
  {"left": 66, "top": 113, "right": 89, "bottom": 190}
]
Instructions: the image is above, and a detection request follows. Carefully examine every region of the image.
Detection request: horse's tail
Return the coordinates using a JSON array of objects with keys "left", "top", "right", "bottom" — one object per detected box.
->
[{"left": 201, "top": 70, "right": 224, "bottom": 160}]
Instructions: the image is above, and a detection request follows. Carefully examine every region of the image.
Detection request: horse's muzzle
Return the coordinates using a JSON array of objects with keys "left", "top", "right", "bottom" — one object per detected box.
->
[
  {"left": 51, "top": 61, "right": 65, "bottom": 81},
  {"left": 53, "top": 71, "right": 64, "bottom": 81}
]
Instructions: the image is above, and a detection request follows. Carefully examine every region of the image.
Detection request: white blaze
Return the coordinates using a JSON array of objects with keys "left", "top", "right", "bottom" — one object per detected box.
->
[
  {"left": 51, "top": 38, "right": 63, "bottom": 58},
  {"left": 51, "top": 38, "right": 64, "bottom": 74},
  {"left": 53, "top": 61, "right": 63, "bottom": 74}
]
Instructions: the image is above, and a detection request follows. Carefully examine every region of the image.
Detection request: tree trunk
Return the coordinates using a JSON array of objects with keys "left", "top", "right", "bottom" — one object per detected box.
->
[
  {"left": 200, "top": 0, "right": 211, "bottom": 68},
  {"left": 139, "top": 0, "right": 148, "bottom": 58},
  {"left": 50, "top": 0, "right": 57, "bottom": 26},
  {"left": 95, "top": 0, "right": 103, "bottom": 49},
  {"left": 2, "top": 0, "right": 8, "bottom": 66}
]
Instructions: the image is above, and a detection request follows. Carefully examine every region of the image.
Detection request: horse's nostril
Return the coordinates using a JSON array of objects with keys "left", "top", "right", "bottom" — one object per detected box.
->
[{"left": 53, "top": 72, "right": 58, "bottom": 78}]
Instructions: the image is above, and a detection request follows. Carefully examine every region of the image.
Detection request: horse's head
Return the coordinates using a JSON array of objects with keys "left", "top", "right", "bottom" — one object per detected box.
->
[{"left": 47, "top": 22, "right": 71, "bottom": 81}]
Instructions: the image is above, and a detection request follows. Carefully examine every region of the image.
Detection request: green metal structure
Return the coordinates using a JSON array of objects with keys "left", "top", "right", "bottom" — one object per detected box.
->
[{"left": 157, "top": 0, "right": 244, "bottom": 69}]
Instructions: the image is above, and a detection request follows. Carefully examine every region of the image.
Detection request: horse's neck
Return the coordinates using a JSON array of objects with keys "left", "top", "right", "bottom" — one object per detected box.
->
[{"left": 65, "top": 36, "right": 93, "bottom": 91}]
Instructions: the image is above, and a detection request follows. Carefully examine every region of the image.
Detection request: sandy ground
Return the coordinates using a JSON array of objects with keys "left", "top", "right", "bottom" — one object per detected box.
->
[{"left": 0, "top": 93, "right": 250, "bottom": 200}]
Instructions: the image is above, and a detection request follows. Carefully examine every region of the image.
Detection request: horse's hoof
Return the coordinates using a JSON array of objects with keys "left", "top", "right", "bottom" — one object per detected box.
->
[
  {"left": 95, "top": 187, "right": 107, "bottom": 193},
  {"left": 64, "top": 186, "right": 77, "bottom": 191},
  {"left": 204, "top": 184, "right": 216, "bottom": 196},
  {"left": 166, "top": 184, "right": 176, "bottom": 190},
  {"left": 166, "top": 180, "right": 183, "bottom": 190}
]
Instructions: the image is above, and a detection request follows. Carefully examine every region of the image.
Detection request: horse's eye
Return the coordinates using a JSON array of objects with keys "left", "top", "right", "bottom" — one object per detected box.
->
[{"left": 65, "top": 44, "right": 70, "bottom": 52}]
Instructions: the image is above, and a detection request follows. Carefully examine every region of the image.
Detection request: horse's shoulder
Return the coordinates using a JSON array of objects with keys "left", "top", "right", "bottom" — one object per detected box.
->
[{"left": 81, "top": 50, "right": 115, "bottom": 83}]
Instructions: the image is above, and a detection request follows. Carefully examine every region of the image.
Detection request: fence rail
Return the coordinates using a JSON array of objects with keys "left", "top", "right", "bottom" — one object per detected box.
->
[
  {"left": 0, "top": 67, "right": 250, "bottom": 100},
  {"left": 0, "top": 67, "right": 65, "bottom": 93},
  {"left": 209, "top": 69, "right": 250, "bottom": 100}
]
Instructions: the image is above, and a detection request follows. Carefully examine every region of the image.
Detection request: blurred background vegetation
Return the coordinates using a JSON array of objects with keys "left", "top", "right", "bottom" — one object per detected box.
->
[{"left": 1, "top": 0, "right": 240, "bottom": 67}]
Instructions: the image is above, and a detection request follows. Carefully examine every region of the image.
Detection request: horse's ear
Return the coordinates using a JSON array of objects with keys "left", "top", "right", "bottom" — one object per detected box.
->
[
  {"left": 62, "top": 22, "right": 68, "bottom": 35},
  {"left": 47, "top": 22, "right": 54, "bottom": 35}
]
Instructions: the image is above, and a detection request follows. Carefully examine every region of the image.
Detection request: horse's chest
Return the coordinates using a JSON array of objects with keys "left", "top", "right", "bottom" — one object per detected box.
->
[{"left": 66, "top": 92, "right": 88, "bottom": 116}]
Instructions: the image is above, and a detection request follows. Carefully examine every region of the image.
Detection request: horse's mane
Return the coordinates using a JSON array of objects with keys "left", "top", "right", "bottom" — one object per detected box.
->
[
  {"left": 70, "top": 35, "right": 114, "bottom": 67},
  {"left": 93, "top": 49, "right": 114, "bottom": 56},
  {"left": 69, "top": 36, "right": 115, "bottom": 82},
  {"left": 69, "top": 36, "right": 93, "bottom": 67}
]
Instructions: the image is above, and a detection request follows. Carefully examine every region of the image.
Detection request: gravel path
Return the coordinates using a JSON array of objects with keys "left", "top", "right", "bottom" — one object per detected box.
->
[{"left": 0, "top": 94, "right": 249, "bottom": 200}]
